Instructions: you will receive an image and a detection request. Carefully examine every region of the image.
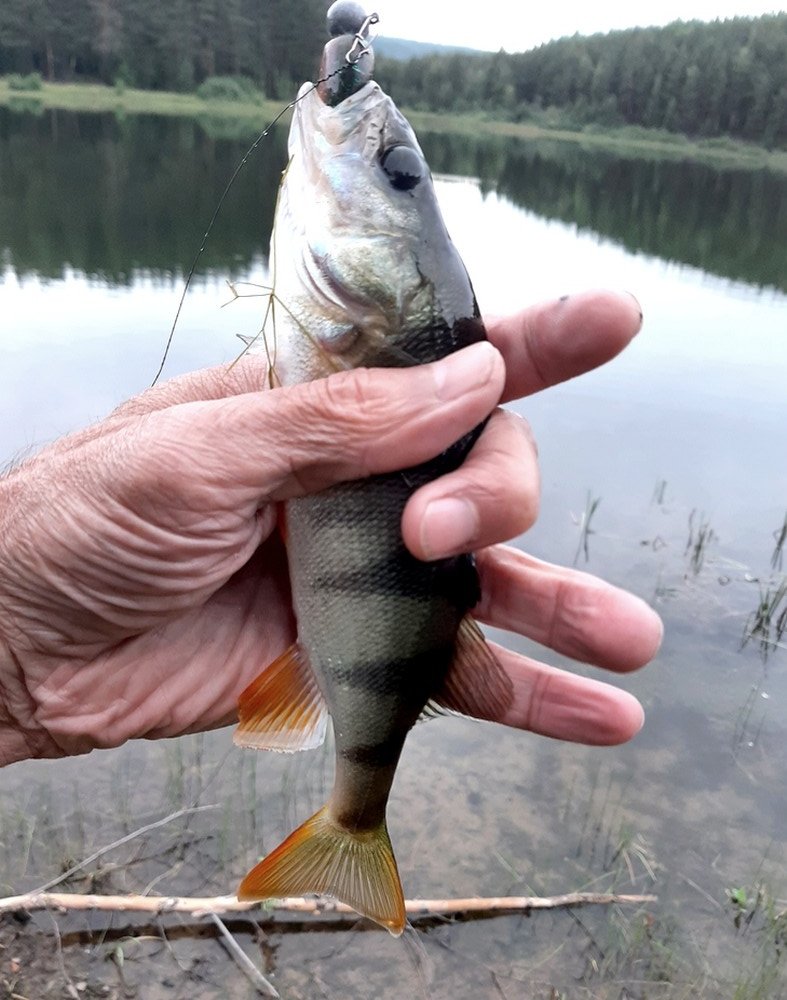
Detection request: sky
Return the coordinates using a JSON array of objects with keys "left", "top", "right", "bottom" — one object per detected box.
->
[{"left": 371, "top": 0, "right": 784, "bottom": 52}]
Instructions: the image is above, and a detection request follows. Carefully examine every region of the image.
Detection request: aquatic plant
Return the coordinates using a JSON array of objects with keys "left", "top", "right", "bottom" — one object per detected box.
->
[
  {"left": 771, "top": 512, "right": 787, "bottom": 572},
  {"left": 573, "top": 490, "right": 601, "bottom": 565},
  {"left": 685, "top": 509, "right": 716, "bottom": 576},
  {"left": 742, "top": 578, "right": 787, "bottom": 659}
]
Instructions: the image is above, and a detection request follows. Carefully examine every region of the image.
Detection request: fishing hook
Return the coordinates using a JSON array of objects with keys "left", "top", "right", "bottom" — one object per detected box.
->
[{"left": 346, "top": 12, "right": 379, "bottom": 64}]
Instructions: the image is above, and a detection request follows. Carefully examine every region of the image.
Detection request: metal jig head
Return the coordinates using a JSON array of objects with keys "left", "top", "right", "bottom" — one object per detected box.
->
[{"left": 346, "top": 13, "right": 380, "bottom": 65}]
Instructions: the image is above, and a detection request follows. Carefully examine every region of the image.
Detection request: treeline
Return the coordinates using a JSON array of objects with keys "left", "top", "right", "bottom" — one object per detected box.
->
[
  {"left": 0, "top": 6, "right": 784, "bottom": 147},
  {"left": 377, "top": 15, "right": 787, "bottom": 148},
  {"left": 0, "top": 0, "right": 326, "bottom": 97}
]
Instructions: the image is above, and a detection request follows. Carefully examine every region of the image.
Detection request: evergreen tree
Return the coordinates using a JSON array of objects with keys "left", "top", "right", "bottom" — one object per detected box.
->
[{"left": 0, "top": 5, "right": 783, "bottom": 146}]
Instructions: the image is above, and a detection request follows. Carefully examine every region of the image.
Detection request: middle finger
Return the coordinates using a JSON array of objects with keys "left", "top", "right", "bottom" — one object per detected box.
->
[{"left": 401, "top": 408, "right": 539, "bottom": 561}]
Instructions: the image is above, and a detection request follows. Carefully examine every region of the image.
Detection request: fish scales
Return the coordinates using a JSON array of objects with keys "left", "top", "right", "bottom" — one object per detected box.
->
[{"left": 233, "top": 5, "right": 513, "bottom": 935}]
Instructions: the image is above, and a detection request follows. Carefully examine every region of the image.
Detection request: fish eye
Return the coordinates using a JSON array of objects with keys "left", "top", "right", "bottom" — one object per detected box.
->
[{"left": 380, "top": 146, "right": 423, "bottom": 191}]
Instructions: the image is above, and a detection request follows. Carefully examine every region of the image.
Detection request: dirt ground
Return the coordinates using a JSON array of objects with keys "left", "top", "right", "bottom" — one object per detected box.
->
[{"left": 0, "top": 914, "right": 267, "bottom": 1000}]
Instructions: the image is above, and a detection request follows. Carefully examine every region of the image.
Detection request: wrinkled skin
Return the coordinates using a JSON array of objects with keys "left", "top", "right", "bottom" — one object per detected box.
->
[{"left": 0, "top": 290, "right": 662, "bottom": 766}]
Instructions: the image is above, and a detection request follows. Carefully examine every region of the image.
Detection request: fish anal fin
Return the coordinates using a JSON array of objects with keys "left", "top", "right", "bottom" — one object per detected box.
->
[
  {"left": 238, "top": 805, "right": 406, "bottom": 936},
  {"left": 233, "top": 643, "right": 328, "bottom": 752},
  {"left": 433, "top": 615, "right": 514, "bottom": 722}
]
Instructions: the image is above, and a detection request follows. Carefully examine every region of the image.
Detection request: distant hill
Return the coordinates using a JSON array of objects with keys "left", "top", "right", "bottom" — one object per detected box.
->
[{"left": 374, "top": 37, "right": 484, "bottom": 61}]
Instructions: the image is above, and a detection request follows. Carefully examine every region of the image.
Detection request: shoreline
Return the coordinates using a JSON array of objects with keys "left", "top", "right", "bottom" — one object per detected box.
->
[{"left": 1, "top": 79, "right": 784, "bottom": 173}]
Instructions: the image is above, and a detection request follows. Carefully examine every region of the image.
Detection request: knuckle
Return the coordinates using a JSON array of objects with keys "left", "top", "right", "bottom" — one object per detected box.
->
[
  {"left": 305, "top": 367, "right": 413, "bottom": 446},
  {"left": 475, "top": 434, "right": 539, "bottom": 535},
  {"left": 310, "top": 367, "right": 378, "bottom": 419}
]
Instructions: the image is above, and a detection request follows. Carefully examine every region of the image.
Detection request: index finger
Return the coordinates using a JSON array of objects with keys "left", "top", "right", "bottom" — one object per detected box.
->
[
  {"left": 117, "top": 288, "right": 642, "bottom": 418},
  {"left": 485, "top": 289, "right": 643, "bottom": 403}
]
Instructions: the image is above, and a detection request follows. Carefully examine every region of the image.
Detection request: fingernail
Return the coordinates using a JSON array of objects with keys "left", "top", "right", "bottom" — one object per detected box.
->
[
  {"left": 420, "top": 497, "right": 478, "bottom": 560},
  {"left": 434, "top": 342, "right": 500, "bottom": 401},
  {"left": 624, "top": 291, "right": 644, "bottom": 332}
]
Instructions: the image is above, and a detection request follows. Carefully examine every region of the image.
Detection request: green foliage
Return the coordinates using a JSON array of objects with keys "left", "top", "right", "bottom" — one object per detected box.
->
[
  {"left": 7, "top": 96, "right": 45, "bottom": 115},
  {"left": 0, "top": 0, "right": 326, "bottom": 98},
  {"left": 376, "top": 14, "right": 787, "bottom": 149},
  {"left": 196, "top": 75, "right": 260, "bottom": 103},
  {"left": 6, "top": 72, "right": 43, "bottom": 91},
  {"left": 0, "top": 7, "right": 784, "bottom": 148}
]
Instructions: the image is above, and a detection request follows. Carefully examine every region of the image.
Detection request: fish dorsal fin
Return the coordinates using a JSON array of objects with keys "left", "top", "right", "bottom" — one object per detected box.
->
[
  {"left": 237, "top": 805, "right": 406, "bottom": 936},
  {"left": 429, "top": 615, "right": 514, "bottom": 722},
  {"left": 234, "top": 643, "right": 328, "bottom": 752}
]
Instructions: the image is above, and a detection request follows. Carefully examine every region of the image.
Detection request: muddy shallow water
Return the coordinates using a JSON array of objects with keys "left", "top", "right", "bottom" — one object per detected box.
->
[{"left": 1, "top": 107, "right": 786, "bottom": 998}]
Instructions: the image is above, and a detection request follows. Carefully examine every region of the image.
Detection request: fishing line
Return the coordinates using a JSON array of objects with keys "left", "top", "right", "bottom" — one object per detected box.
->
[{"left": 152, "top": 14, "right": 379, "bottom": 387}]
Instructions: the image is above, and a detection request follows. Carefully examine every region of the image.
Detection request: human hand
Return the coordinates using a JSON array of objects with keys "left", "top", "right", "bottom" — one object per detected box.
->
[{"left": 0, "top": 290, "right": 661, "bottom": 765}]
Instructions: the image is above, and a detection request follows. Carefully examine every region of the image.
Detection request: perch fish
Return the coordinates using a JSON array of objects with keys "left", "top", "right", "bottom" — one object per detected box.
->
[{"left": 234, "top": 4, "right": 512, "bottom": 935}]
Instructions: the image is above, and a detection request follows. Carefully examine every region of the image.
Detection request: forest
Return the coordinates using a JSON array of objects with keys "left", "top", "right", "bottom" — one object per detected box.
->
[
  {"left": 0, "top": 2, "right": 784, "bottom": 147},
  {"left": 377, "top": 15, "right": 787, "bottom": 148},
  {"left": 0, "top": 0, "right": 327, "bottom": 98}
]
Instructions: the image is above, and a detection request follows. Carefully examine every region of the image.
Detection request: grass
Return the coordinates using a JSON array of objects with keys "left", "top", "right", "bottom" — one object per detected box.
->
[
  {"left": 406, "top": 106, "right": 787, "bottom": 172},
  {"left": 1, "top": 76, "right": 785, "bottom": 173},
  {"left": 573, "top": 490, "right": 601, "bottom": 565},
  {"left": 557, "top": 762, "right": 787, "bottom": 998},
  {"left": 726, "top": 882, "right": 787, "bottom": 999},
  {"left": 685, "top": 509, "right": 716, "bottom": 576},
  {"left": 772, "top": 512, "right": 787, "bottom": 571},
  {"left": 742, "top": 578, "right": 787, "bottom": 659},
  {"left": 0, "top": 76, "right": 284, "bottom": 123}
]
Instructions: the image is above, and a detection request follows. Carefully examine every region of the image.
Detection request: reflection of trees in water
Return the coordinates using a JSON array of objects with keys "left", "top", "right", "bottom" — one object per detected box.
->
[
  {"left": 0, "top": 107, "right": 784, "bottom": 292},
  {"left": 419, "top": 132, "right": 787, "bottom": 293},
  {"left": 0, "top": 108, "right": 286, "bottom": 284}
]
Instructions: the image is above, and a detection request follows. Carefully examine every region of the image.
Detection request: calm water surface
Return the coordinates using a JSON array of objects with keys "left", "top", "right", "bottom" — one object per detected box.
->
[{"left": 0, "top": 106, "right": 786, "bottom": 998}]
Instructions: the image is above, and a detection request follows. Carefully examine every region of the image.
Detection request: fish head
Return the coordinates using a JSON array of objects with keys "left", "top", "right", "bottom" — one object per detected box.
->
[{"left": 271, "top": 80, "right": 482, "bottom": 382}]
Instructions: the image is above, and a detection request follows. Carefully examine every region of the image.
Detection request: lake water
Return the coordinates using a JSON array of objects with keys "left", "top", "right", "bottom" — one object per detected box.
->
[{"left": 0, "top": 105, "right": 786, "bottom": 998}]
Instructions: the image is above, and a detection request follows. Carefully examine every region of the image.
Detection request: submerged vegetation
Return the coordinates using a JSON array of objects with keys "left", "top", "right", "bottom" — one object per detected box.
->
[
  {"left": 0, "top": 732, "right": 785, "bottom": 998},
  {"left": 742, "top": 580, "right": 787, "bottom": 660},
  {"left": 573, "top": 490, "right": 602, "bottom": 565}
]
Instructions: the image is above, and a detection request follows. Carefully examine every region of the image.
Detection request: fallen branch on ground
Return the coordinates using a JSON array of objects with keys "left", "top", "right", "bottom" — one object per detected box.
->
[{"left": 0, "top": 890, "right": 656, "bottom": 920}]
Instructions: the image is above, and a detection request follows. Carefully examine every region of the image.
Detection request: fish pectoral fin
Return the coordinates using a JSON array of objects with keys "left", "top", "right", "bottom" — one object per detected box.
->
[
  {"left": 233, "top": 643, "right": 328, "bottom": 752},
  {"left": 431, "top": 615, "right": 514, "bottom": 723},
  {"left": 237, "top": 805, "right": 406, "bottom": 936}
]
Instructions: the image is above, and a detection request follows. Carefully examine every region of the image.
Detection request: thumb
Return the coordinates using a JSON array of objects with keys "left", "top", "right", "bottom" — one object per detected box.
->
[{"left": 124, "top": 341, "right": 505, "bottom": 506}]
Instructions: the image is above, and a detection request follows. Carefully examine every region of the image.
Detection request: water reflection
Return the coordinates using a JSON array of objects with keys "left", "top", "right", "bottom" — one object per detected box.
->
[
  {"left": 0, "top": 107, "right": 286, "bottom": 283},
  {"left": 0, "top": 103, "right": 786, "bottom": 997},
  {"left": 1, "top": 106, "right": 785, "bottom": 291},
  {"left": 419, "top": 132, "right": 787, "bottom": 292}
]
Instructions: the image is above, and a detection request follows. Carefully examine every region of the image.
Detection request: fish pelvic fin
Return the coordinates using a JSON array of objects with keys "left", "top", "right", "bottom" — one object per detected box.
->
[
  {"left": 237, "top": 805, "right": 406, "bottom": 936},
  {"left": 233, "top": 643, "right": 328, "bottom": 752},
  {"left": 428, "top": 615, "right": 514, "bottom": 722}
]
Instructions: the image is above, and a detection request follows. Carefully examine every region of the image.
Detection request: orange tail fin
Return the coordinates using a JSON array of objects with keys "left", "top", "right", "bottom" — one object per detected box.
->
[{"left": 237, "top": 805, "right": 406, "bottom": 936}]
